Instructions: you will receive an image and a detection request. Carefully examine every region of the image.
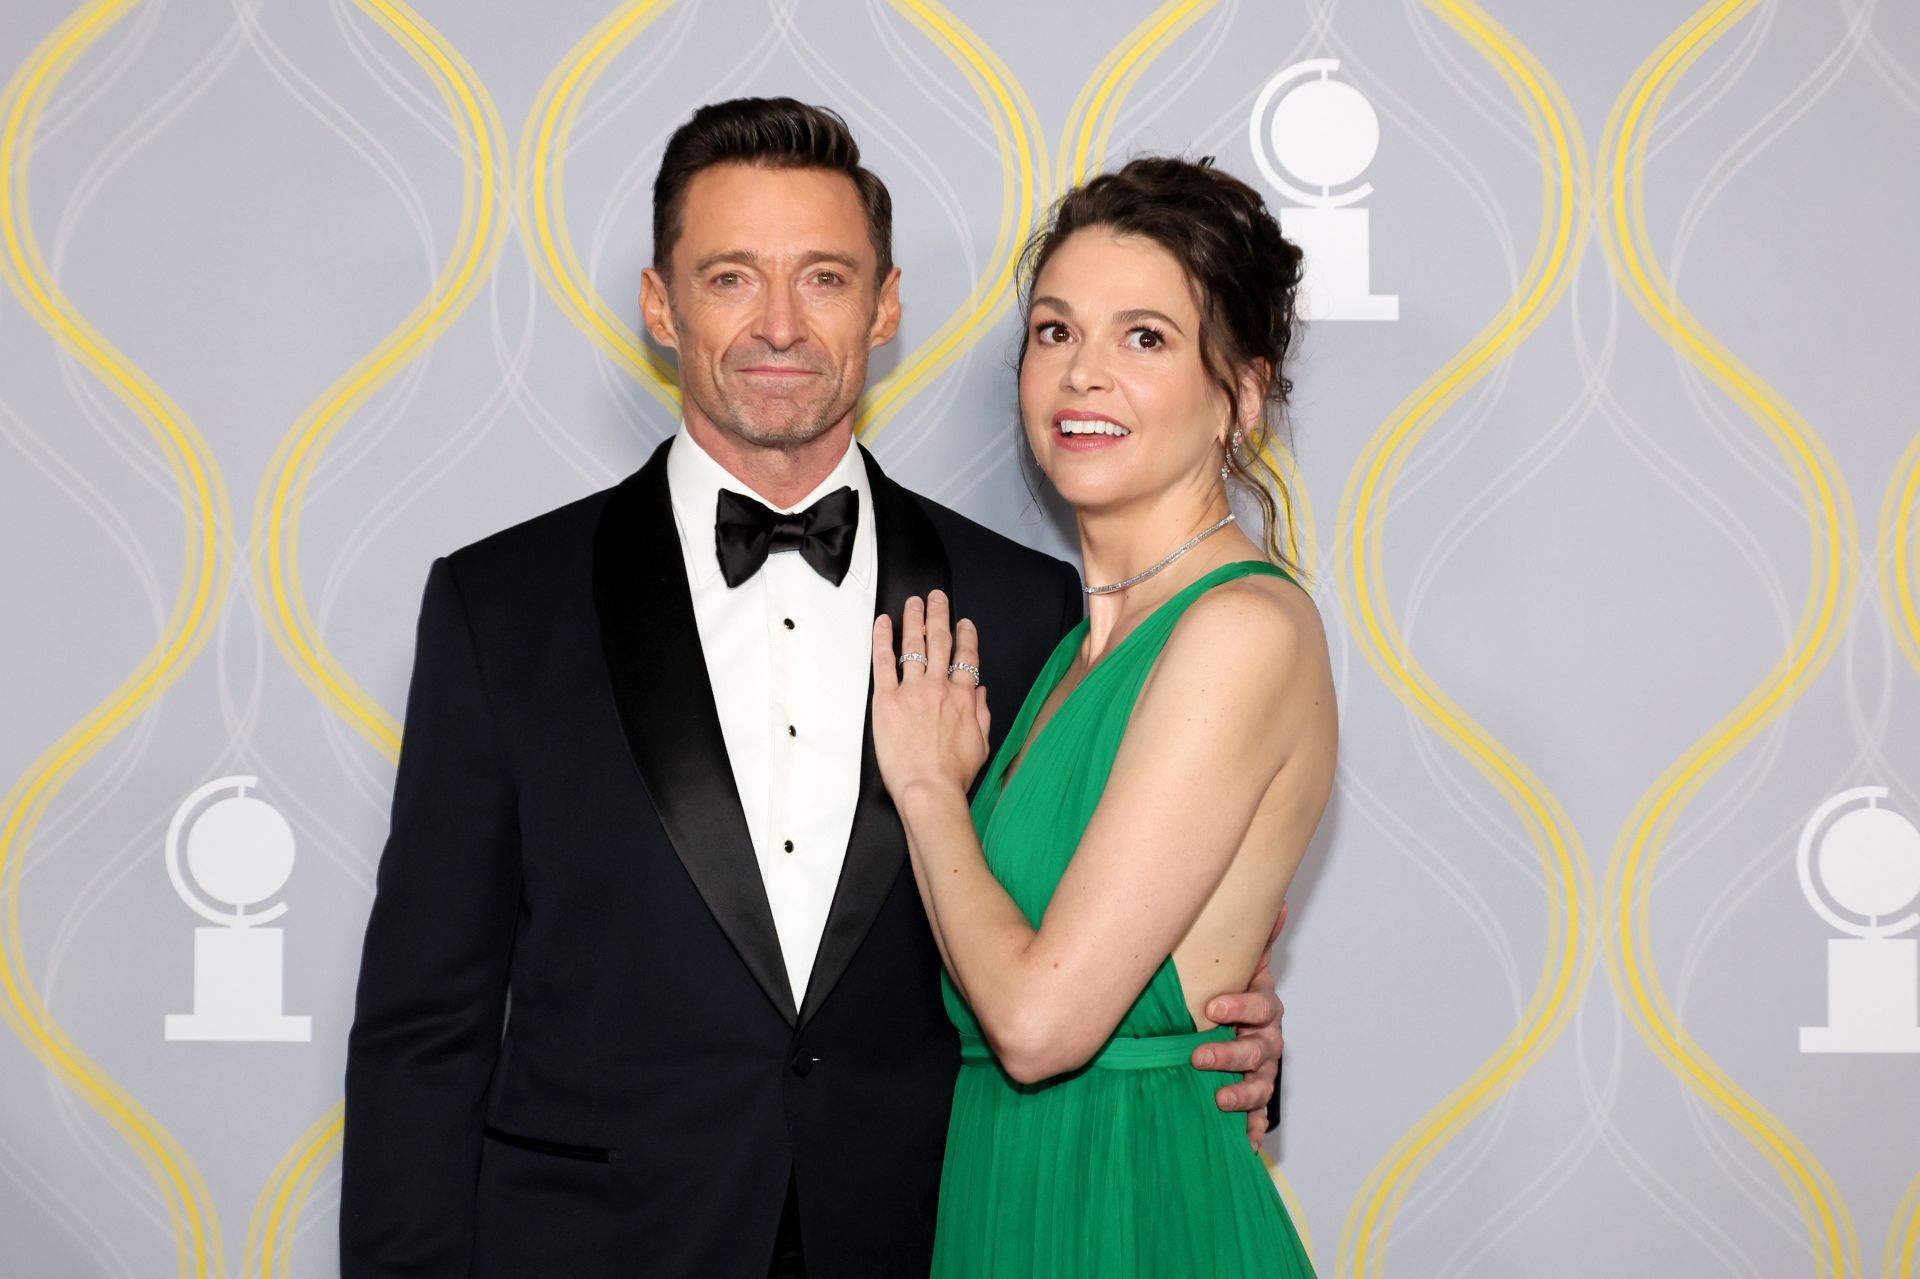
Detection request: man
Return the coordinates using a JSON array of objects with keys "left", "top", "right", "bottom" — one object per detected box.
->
[{"left": 340, "top": 97, "right": 1286, "bottom": 1278}]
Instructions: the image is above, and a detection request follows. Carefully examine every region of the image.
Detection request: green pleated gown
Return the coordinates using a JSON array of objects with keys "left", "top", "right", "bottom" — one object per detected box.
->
[{"left": 932, "top": 560, "right": 1317, "bottom": 1277}]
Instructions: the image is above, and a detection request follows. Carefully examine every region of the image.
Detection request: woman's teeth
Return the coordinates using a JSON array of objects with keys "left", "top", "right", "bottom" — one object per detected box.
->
[{"left": 1058, "top": 419, "right": 1129, "bottom": 437}]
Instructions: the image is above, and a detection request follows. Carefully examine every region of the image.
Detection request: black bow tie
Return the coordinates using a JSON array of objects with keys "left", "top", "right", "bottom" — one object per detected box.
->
[{"left": 714, "top": 486, "right": 860, "bottom": 588}]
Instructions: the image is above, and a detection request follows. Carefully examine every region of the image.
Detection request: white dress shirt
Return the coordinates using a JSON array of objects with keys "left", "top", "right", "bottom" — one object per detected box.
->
[{"left": 665, "top": 424, "right": 877, "bottom": 1006}]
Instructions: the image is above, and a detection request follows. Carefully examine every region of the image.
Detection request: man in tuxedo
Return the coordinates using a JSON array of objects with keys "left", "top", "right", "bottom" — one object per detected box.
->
[{"left": 340, "top": 97, "right": 1286, "bottom": 1278}]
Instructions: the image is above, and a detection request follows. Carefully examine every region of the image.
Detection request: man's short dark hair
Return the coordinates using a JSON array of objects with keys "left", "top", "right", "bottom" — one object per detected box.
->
[{"left": 652, "top": 97, "right": 894, "bottom": 279}]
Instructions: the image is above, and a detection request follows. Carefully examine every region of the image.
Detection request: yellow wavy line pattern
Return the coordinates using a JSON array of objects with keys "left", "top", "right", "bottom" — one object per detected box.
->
[
  {"left": 517, "top": 0, "right": 683, "bottom": 411},
  {"left": 1258, "top": 437, "right": 1318, "bottom": 584},
  {"left": 0, "top": 2, "right": 231, "bottom": 1275},
  {"left": 1057, "top": 0, "right": 1221, "bottom": 190},
  {"left": 1877, "top": 417, "right": 1920, "bottom": 1279},
  {"left": 243, "top": 1102, "right": 343, "bottom": 1279},
  {"left": 1597, "top": 2, "right": 1862, "bottom": 1274},
  {"left": 244, "top": 1, "right": 509, "bottom": 1271},
  {"left": 251, "top": 0, "right": 511, "bottom": 759},
  {"left": 1887, "top": 1170, "right": 1920, "bottom": 1279},
  {"left": 1882, "top": 426, "right": 1920, "bottom": 679},
  {"left": 1334, "top": 4, "right": 1593, "bottom": 1275},
  {"left": 855, "top": 0, "right": 1048, "bottom": 443},
  {"left": 1263, "top": 1150, "right": 1319, "bottom": 1270}
]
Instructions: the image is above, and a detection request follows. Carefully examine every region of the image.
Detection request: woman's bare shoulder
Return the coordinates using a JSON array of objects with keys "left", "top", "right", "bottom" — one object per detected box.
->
[{"left": 1156, "top": 570, "right": 1328, "bottom": 690}]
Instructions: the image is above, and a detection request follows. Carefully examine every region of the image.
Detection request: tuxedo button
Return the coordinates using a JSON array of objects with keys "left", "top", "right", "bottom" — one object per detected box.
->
[{"left": 789, "top": 1049, "right": 817, "bottom": 1077}]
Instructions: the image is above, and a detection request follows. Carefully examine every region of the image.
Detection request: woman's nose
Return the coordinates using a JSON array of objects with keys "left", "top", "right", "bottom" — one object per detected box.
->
[{"left": 1063, "top": 346, "right": 1107, "bottom": 392}]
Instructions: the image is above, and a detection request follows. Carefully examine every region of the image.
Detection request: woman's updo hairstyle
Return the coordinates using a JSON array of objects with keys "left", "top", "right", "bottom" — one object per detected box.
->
[{"left": 1016, "top": 155, "right": 1307, "bottom": 579}]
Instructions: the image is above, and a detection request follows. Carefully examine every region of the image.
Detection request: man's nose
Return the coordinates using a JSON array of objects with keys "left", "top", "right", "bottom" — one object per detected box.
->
[{"left": 754, "top": 282, "right": 804, "bottom": 351}]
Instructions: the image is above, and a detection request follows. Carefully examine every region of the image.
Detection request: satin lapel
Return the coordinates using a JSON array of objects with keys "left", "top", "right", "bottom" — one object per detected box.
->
[
  {"left": 799, "top": 445, "right": 952, "bottom": 1027},
  {"left": 593, "top": 439, "right": 797, "bottom": 1024}
]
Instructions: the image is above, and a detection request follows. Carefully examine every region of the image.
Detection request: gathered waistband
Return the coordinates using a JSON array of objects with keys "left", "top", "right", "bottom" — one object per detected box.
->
[{"left": 957, "top": 1024, "right": 1236, "bottom": 1072}]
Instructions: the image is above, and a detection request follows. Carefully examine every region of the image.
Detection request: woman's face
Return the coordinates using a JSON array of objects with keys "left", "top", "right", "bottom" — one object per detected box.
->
[{"left": 1019, "top": 227, "right": 1230, "bottom": 515}]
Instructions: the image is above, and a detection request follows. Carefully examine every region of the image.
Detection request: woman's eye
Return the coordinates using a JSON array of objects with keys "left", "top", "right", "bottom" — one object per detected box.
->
[
  {"left": 1034, "top": 321, "right": 1069, "bottom": 344},
  {"left": 1126, "top": 326, "right": 1164, "bottom": 350}
]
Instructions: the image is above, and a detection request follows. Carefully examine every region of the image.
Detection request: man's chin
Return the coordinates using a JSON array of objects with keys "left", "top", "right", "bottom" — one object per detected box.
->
[{"left": 726, "top": 409, "right": 850, "bottom": 451}]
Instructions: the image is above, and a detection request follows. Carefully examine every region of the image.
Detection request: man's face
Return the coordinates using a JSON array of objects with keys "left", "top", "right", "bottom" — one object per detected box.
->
[{"left": 642, "top": 164, "right": 901, "bottom": 451}]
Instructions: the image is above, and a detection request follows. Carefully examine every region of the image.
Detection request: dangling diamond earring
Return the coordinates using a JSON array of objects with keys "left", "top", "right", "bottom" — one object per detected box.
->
[{"left": 1220, "top": 427, "right": 1244, "bottom": 483}]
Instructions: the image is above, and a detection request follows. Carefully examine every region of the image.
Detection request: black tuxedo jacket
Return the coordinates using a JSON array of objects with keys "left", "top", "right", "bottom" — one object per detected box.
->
[{"left": 340, "top": 437, "right": 1082, "bottom": 1277}]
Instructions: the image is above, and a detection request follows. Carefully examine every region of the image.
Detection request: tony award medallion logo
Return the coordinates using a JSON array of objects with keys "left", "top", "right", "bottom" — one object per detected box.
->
[
  {"left": 164, "top": 775, "right": 310, "bottom": 1042},
  {"left": 1250, "top": 58, "right": 1398, "bottom": 321},
  {"left": 1797, "top": 786, "right": 1920, "bottom": 1053}
]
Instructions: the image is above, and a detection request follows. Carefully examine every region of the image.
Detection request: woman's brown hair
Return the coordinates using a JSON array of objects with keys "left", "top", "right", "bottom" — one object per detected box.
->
[{"left": 1017, "top": 156, "right": 1307, "bottom": 580}]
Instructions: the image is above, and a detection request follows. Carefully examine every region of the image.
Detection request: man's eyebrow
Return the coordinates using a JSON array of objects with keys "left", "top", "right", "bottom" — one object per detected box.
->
[
  {"left": 691, "top": 249, "right": 761, "bottom": 274},
  {"left": 798, "top": 251, "right": 862, "bottom": 270},
  {"left": 689, "top": 249, "right": 866, "bottom": 274}
]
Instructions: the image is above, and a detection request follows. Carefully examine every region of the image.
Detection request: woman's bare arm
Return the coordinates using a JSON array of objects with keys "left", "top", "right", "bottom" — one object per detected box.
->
[{"left": 873, "top": 583, "right": 1321, "bottom": 1084}]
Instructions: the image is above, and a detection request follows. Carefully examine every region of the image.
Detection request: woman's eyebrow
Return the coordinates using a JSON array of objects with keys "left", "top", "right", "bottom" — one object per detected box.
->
[
  {"left": 1030, "top": 298, "right": 1186, "bottom": 336},
  {"left": 1112, "top": 307, "right": 1184, "bottom": 334}
]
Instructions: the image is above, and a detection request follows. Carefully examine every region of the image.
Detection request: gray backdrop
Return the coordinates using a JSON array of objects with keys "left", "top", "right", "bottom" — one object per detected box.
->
[{"left": 3, "top": 0, "right": 1917, "bottom": 1275}]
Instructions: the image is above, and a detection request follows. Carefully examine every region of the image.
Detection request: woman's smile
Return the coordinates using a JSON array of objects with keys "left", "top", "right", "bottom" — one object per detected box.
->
[{"left": 1052, "top": 408, "right": 1133, "bottom": 451}]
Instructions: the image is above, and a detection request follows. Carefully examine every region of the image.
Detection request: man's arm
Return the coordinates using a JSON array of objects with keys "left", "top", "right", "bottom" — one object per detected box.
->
[{"left": 341, "top": 555, "right": 521, "bottom": 1277}]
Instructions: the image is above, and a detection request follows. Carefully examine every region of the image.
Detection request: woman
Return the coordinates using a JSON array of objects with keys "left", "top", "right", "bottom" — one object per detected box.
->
[{"left": 871, "top": 156, "right": 1336, "bottom": 1276}]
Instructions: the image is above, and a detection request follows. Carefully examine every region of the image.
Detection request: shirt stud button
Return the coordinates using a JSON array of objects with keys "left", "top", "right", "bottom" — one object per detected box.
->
[
  {"left": 783, "top": 618, "right": 795, "bottom": 630},
  {"left": 783, "top": 839, "right": 794, "bottom": 853},
  {"left": 787, "top": 725, "right": 797, "bottom": 737}
]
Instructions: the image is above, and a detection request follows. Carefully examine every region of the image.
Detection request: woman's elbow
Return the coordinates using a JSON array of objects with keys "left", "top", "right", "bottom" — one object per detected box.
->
[{"left": 986, "top": 1008, "right": 1099, "bottom": 1084}]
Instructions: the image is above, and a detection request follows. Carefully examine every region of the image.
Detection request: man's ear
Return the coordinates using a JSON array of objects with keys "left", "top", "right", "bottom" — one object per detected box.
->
[
  {"left": 640, "top": 266, "right": 679, "bottom": 351},
  {"left": 869, "top": 265, "right": 903, "bottom": 348}
]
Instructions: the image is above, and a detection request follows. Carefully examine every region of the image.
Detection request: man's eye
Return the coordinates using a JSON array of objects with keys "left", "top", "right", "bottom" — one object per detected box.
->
[
  {"left": 815, "top": 271, "right": 843, "bottom": 286},
  {"left": 714, "top": 272, "right": 742, "bottom": 287}
]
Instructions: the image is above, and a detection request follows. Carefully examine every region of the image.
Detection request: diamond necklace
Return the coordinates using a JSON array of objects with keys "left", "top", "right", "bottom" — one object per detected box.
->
[{"left": 1082, "top": 513, "right": 1237, "bottom": 596}]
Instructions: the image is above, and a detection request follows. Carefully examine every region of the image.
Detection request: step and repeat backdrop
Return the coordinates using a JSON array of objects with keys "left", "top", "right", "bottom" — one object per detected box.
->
[{"left": 3, "top": 0, "right": 1916, "bottom": 1275}]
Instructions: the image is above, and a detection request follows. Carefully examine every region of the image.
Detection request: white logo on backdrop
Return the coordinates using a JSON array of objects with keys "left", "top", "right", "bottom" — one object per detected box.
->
[
  {"left": 1797, "top": 786, "right": 1920, "bottom": 1053},
  {"left": 164, "top": 776, "right": 311, "bottom": 1042},
  {"left": 1250, "top": 58, "right": 1399, "bottom": 322}
]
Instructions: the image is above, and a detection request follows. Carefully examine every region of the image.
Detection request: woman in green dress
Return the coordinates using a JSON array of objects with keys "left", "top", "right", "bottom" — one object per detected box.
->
[{"left": 871, "top": 157, "right": 1335, "bottom": 1277}]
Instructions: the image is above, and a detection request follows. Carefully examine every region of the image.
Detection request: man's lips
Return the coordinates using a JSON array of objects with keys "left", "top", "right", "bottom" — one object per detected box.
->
[{"left": 736, "top": 366, "right": 820, "bottom": 378}]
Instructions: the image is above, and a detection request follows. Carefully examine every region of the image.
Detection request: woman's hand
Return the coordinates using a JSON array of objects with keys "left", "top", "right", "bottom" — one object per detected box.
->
[{"left": 871, "top": 590, "right": 991, "bottom": 805}]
